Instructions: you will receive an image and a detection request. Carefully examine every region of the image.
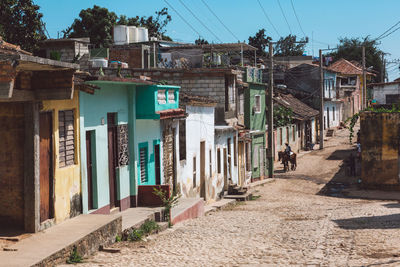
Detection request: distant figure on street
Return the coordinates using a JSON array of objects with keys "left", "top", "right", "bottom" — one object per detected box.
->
[{"left": 285, "top": 143, "right": 292, "bottom": 156}]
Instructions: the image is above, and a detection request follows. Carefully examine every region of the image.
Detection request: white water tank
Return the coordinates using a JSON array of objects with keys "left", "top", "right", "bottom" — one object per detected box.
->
[
  {"left": 90, "top": 58, "right": 108, "bottom": 68},
  {"left": 137, "top": 27, "right": 149, "bottom": 42},
  {"left": 114, "top": 25, "right": 129, "bottom": 45},
  {"left": 128, "top": 26, "right": 138, "bottom": 43}
]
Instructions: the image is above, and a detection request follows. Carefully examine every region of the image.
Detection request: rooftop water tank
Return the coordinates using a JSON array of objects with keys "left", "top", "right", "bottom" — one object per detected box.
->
[
  {"left": 114, "top": 25, "right": 129, "bottom": 45},
  {"left": 128, "top": 26, "right": 138, "bottom": 43},
  {"left": 137, "top": 27, "right": 149, "bottom": 42},
  {"left": 90, "top": 58, "right": 108, "bottom": 68}
]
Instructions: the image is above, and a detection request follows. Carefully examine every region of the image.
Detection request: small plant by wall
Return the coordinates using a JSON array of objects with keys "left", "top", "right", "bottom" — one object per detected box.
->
[
  {"left": 66, "top": 246, "right": 82, "bottom": 264},
  {"left": 126, "top": 220, "right": 161, "bottom": 242},
  {"left": 346, "top": 104, "right": 400, "bottom": 143},
  {"left": 153, "top": 187, "right": 180, "bottom": 227}
]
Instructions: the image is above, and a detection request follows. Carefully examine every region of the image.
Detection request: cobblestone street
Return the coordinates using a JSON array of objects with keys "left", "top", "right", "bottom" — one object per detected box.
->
[{"left": 77, "top": 127, "right": 400, "bottom": 266}]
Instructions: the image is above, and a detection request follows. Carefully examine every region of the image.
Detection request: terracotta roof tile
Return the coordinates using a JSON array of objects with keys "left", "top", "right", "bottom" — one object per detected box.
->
[
  {"left": 328, "top": 58, "right": 374, "bottom": 76},
  {"left": 0, "top": 37, "right": 31, "bottom": 55},
  {"left": 157, "top": 108, "right": 187, "bottom": 120},
  {"left": 274, "top": 93, "right": 319, "bottom": 120}
]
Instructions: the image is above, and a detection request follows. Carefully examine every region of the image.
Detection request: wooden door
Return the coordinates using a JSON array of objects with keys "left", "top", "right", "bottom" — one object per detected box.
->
[
  {"left": 200, "top": 141, "right": 206, "bottom": 199},
  {"left": 154, "top": 144, "right": 161, "bottom": 185},
  {"left": 39, "top": 112, "right": 53, "bottom": 223},
  {"left": 107, "top": 113, "right": 118, "bottom": 209},
  {"left": 86, "top": 131, "right": 94, "bottom": 210},
  {"left": 223, "top": 148, "right": 228, "bottom": 191}
]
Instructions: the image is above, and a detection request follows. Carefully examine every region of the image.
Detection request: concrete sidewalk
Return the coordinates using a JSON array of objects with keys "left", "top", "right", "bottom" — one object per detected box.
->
[
  {"left": 0, "top": 214, "right": 121, "bottom": 267},
  {"left": 0, "top": 198, "right": 205, "bottom": 266}
]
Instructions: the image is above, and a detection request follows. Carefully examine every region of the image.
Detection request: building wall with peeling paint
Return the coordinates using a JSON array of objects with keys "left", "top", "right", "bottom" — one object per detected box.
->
[
  {"left": 41, "top": 90, "right": 81, "bottom": 223},
  {"left": 361, "top": 112, "right": 400, "bottom": 189},
  {"left": 177, "top": 105, "right": 219, "bottom": 202}
]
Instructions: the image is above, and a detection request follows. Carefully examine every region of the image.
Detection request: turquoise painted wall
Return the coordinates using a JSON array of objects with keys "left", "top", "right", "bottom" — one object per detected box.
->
[
  {"left": 136, "top": 119, "right": 161, "bottom": 185},
  {"left": 136, "top": 85, "right": 180, "bottom": 119},
  {"left": 80, "top": 81, "right": 137, "bottom": 213}
]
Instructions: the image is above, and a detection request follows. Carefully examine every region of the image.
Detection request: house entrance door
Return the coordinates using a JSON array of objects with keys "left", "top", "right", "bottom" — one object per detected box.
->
[
  {"left": 200, "top": 141, "right": 206, "bottom": 199},
  {"left": 154, "top": 144, "right": 161, "bottom": 185},
  {"left": 39, "top": 112, "right": 54, "bottom": 223},
  {"left": 86, "top": 131, "right": 94, "bottom": 210}
]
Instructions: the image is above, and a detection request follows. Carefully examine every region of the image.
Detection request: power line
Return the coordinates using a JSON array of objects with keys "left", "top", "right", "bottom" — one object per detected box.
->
[
  {"left": 276, "top": 0, "right": 292, "bottom": 34},
  {"left": 256, "top": 0, "right": 281, "bottom": 38},
  {"left": 375, "top": 20, "right": 400, "bottom": 40},
  {"left": 164, "top": 0, "right": 204, "bottom": 40},
  {"left": 290, "top": 0, "right": 306, "bottom": 38},
  {"left": 377, "top": 26, "right": 400, "bottom": 41},
  {"left": 200, "top": 0, "right": 240, "bottom": 41},
  {"left": 177, "top": 0, "right": 222, "bottom": 43}
]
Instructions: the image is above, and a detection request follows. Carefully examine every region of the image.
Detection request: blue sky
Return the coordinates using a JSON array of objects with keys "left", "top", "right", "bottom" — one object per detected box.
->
[{"left": 36, "top": 0, "right": 400, "bottom": 80}]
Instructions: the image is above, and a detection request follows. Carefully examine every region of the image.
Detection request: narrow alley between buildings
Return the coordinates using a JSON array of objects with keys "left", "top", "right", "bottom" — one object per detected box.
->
[{"left": 72, "top": 126, "right": 400, "bottom": 267}]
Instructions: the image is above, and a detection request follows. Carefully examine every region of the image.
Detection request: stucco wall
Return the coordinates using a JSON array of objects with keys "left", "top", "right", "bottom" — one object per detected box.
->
[
  {"left": 42, "top": 90, "right": 81, "bottom": 223},
  {"left": 361, "top": 112, "right": 400, "bottom": 189},
  {"left": 373, "top": 84, "right": 400, "bottom": 104},
  {"left": 136, "top": 119, "right": 162, "bottom": 186},
  {"left": 80, "top": 82, "right": 135, "bottom": 214},
  {"left": 177, "top": 105, "right": 219, "bottom": 202}
]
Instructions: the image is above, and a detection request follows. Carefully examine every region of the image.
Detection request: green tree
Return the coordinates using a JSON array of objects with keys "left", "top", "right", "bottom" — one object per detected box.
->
[
  {"left": 63, "top": 6, "right": 172, "bottom": 47},
  {"left": 248, "top": 29, "right": 272, "bottom": 57},
  {"left": 329, "top": 37, "right": 383, "bottom": 83},
  {"left": 62, "top": 5, "right": 118, "bottom": 47},
  {"left": 274, "top": 34, "right": 307, "bottom": 57},
  {"left": 0, "top": 0, "right": 47, "bottom": 52}
]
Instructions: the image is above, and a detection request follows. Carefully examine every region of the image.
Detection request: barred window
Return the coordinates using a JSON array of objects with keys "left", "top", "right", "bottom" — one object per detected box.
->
[
  {"left": 59, "top": 110, "right": 75, "bottom": 167},
  {"left": 168, "top": 90, "right": 175, "bottom": 103}
]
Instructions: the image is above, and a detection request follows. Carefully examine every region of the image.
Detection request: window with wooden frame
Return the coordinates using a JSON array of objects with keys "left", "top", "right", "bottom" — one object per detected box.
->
[
  {"left": 217, "top": 148, "right": 221, "bottom": 174},
  {"left": 193, "top": 156, "right": 197, "bottom": 187},
  {"left": 59, "top": 109, "right": 75, "bottom": 167},
  {"left": 179, "top": 120, "right": 186, "bottom": 161},
  {"left": 254, "top": 95, "right": 261, "bottom": 113}
]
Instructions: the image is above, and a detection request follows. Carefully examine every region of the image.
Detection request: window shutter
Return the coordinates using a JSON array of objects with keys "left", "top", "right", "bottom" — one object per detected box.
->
[
  {"left": 59, "top": 110, "right": 75, "bottom": 167},
  {"left": 140, "top": 147, "right": 147, "bottom": 183}
]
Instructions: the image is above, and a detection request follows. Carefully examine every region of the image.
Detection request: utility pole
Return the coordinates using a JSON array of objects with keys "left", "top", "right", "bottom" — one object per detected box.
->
[
  {"left": 381, "top": 53, "right": 385, "bottom": 83},
  {"left": 267, "top": 42, "right": 274, "bottom": 178},
  {"left": 362, "top": 46, "right": 367, "bottom": 108},
  {"left": 319, "top": 49, "right": 324, "bottom": 150}
]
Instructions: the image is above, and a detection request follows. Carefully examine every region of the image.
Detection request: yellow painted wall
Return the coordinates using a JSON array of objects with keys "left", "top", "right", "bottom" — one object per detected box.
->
[{"left": 41, "top": 90, "right": 81, "bottom": 223}]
